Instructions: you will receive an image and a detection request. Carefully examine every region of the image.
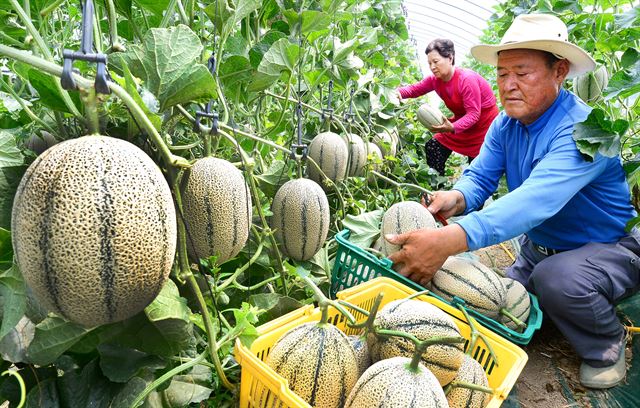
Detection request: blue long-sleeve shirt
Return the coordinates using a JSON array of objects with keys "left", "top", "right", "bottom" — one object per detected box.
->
[{"left": 454, "top": 89, "right": 635, "bottom": 251}]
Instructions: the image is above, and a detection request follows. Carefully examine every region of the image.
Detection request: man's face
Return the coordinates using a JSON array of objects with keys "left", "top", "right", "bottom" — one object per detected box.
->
[{"left": 497, "top": 49, "right": 569, "bottom": 125}]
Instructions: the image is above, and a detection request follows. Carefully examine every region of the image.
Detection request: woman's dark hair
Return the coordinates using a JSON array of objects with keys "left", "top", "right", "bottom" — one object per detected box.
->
[{"left": 425, "top": 39, "right": 456, "bottom": 65}]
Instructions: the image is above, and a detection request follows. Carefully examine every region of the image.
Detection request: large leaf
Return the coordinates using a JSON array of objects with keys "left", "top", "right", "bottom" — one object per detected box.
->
[
  {"left": 573, "top": 109, "right": 626, "bottom": 160},
  {"left": 25, "top": 378, "right": 60, "bottom": 408},
  {"left": 162, "top": 365, "right": 213, "bottom": 406},
  {"left": 0, "top": 264, "right": 26, "bottom": 341},
  {"left": 26, "top": 68, "right": 81, "bottom": 113},
  {"left": 98, "top": 343, "right": 166, "bottom": 383},
  {"left": 132, "top": 0, "right": 170, "bottom": 16},
  {"left": 0, "top": 316, "right": 34, "bottom": 363},
  {"left": 110, "top": 61, "right": 162, "bottom": 131},
  {"left": 114, "top": 25, "right": 216, "bottom": 111},
  {"left": 283, "top": 10, "right": 332, "bottom": 34},
  {"left": 604, "top": 59, "right": 640, "bottom": 100},
  {"left": 341, "top": 209, "right": 384, "bottom": 248},
  {"left": 249, "top": 31, "right": 288, "bottom": 68},
  {"left": 58, "top": 359, "right": 118, "bottom": 408},
  {"left": 0, "top": 227, "right": 11, "bottom": 270},
  {"left": 0, "top": 165, "right": 26, "bottom": 229},
  {"left": 26, "top": 316, "right": 92, "bottom": 366},
  {"left": 248, "top": 38, "right": 300, "bottom": 92},
  {"left": 0, "top": 130, "right": 23, "bottom": 168},
  {"left": 219, "top": 55, "right": 253, "bottom": 96}
]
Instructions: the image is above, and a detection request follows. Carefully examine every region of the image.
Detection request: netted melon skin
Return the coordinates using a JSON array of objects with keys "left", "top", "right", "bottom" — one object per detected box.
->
[
  {"left": 343, "top": 133, "right": 367, "bottom": 177},
  {"left": 266, "top": 322, "right": 358, "bottom": 408},
  {"left": 11, "top": 136, "right": 177, "bottom": 327},
  {"left": 381, "top": 201, "right": 437, "bottom": 256},
  {"left": 181, "top": 157, "right": 252, "bottom": 264},
  {"left": 307, "top": 131, "right": 348, "bottom": 184},
  {"left": 271, "top": 178, "right": 329, "bottom": 261},
  {"left": 500, "top": 277, "right": 531, "bottom": 330},
  {"left": 344, "top": 356, "right": 448, "bottom": 408},
  {"left": 447, "top": 354, "right": 490, "bottom": 408},
  {"left": 367, "top": 299, "right": 464, "bottom": 386}
]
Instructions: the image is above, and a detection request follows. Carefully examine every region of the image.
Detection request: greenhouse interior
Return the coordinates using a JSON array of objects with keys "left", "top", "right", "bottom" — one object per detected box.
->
[{"left": 0, "top": 0, "right": 639, "bottom": 407}]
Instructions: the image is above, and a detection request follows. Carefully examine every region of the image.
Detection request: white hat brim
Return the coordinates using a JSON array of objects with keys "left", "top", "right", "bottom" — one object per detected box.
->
[{"left": 471, "top": 40, "right": 596, "bottom": 79}]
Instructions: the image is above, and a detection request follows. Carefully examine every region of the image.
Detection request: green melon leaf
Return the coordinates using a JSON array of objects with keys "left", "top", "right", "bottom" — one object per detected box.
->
[
  {"left": 283, "top": 10, "right": 331, "bottom": 34},
  {"left": 248, "top": 38, "right": 300, "bottom": 92},
  {"left": 132, "top": 0, "right": 170, "bottom": 16},
  {"left": 249, "top": 31, "right": 288, "bottom": 68},
  {"left": 161, "top": 365, "right": 213, "bottom": 407},
  {"left": 26, "top": 68, "right": 82, "bottom": 114},
  {"left": 247, "top": 293, "right": 303, "bottom": 327},
  {"left": 0, "top": 227, "right": 11, "bottom": 270},
  {"left": 573, "top": 109, "right": 624, "bottom": 160},
  {"left": 110, "top": 376, "right": 152, "bottom": 408},
  {"left": 342, "top": 209, "right": 384, "bottom": 248},
  {"left": 98, "top": 343, "right": 166, "bottom": 383},
  {"left": 0, "top": 130, "right": 23, "bottom": 169},
  {"left": 0, "top": 316, "right": 34, "bottom": 363},
  {"left": 0, "top": 265, "right": 26, "bottom": 342},
  {"left": 0, "top": 165, "right": 26, "bottom": 229},
  {"left": 24, "top": 378, "right": 60, "bottom": 408},
  {"left": 26, "top": 316, "right": 92, "bottom": 366},
  {"left": 112, "top": 25, "right": 216, "bottom": 111},
  {"left": 604, "top": 60, "right": 640, "bottom": 100},
  {"left": 58, "top": 359, "right": 118, "bottom": 408},
  {"left": 110, "top": 60, "right": 162, "bottom": 131}
]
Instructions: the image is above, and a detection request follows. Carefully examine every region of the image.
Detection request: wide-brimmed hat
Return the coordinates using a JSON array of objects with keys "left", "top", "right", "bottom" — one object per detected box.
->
[{"left": 471, "top": 14, "right": 595, "bottom": 78}]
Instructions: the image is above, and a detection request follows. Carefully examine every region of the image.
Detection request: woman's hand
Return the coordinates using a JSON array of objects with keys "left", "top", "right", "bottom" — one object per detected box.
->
[{"left": 430, "top": 117, "right": 454, "bottom": 133}]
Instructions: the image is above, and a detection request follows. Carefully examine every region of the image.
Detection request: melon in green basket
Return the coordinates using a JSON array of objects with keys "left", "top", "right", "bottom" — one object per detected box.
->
[{"left": 381, "top": 201, "right": 437, "bottom": 256}]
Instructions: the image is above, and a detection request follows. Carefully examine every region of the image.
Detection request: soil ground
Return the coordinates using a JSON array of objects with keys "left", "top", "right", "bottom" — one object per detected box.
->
[{"left": 473, "top": 242, "right": 634, "bottom": 408}]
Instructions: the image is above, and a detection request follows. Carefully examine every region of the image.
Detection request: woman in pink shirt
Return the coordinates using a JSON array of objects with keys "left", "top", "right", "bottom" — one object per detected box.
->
[{"left": 398, "top": 39, "right": 499, "bottom": 175}]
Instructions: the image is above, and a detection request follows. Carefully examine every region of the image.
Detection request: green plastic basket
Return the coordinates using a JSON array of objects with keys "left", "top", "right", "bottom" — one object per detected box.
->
[{"left": 330, "top": 229, "right": 543, "bottom": 345}]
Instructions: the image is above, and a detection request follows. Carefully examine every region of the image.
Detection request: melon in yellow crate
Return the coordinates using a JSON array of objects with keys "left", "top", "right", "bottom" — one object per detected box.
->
[{"left": 234, "top": 277, "right": 528, "bottom": 408}]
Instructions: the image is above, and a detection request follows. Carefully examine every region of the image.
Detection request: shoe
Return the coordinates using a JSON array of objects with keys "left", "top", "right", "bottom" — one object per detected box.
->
[{"left": 579, "top": 348, "right": 627, "bottom": 389}]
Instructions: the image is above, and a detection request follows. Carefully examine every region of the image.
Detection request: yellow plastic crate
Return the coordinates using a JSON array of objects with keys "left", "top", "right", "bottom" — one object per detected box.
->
[{"left": 234, "top": 277, "right": 528, "bottom": 408}]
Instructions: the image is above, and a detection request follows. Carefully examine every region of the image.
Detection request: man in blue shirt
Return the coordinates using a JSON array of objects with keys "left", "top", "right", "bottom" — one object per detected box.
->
[{"left": 387, "top": 14, "right": 639, "bottom": 389}]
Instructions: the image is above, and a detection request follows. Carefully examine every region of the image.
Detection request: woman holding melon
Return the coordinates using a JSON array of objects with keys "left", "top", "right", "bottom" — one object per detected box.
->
[{"left": 397, "top": 39, "right": 499, "bottom": 176}]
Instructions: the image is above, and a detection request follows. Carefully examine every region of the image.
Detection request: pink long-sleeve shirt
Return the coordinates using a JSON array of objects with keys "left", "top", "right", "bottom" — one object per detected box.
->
[{"left": 398, "top": 68, "right": 498, "bottom": 157}]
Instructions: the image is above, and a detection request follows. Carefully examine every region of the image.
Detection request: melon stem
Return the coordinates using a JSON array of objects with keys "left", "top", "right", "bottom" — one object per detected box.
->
[
  {"left": 302, "top": 276, "right": 356, "bottom": 325},
  {"left": 455, "top": 305, "right": 499, "bottom": 365},
  {"left": 444, "top": 380, "right": 494, "bottom": 396},
  {"left": 499, "top": 307, "right": 527, "bottom": 329}
]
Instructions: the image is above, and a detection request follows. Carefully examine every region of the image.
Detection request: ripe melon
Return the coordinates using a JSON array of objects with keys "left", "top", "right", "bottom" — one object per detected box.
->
[
  {"left": 430, "top": 256, "right": 506, "bottom": 320},
  {"left": 417, "top": 103, "right": 445, "bottom": 131},
  {"left": 380, "top": 201, "right": 437, "bottom": 256},
  {"left": 500, "top": 277, "right": 531, "bottom": 331},
  {"left": 266, "top": 321, "right": 359, "bottom": 408},
  {"left": 372, "top": 131, "right": 397, "bottom": 158},
  {"left": 343, "top": 133, "right": 367, "bottom": 177},
  {"left": 446, "top": 354, "right": 490, "bottom": 408},
  {"left": 573, "top": 65, "right": 609, "bottom": 103},
  {"left": 181, "top": 157, "right": 252, "bottom": 264},
  {"left": 271, "top": 178, "right": 330, "bottom": 261},
  {"left": 344, "top": 356, "right": 448, "bottom": 408},
  {"left": 348, "top": 334, "right": 372, "bottom": 377},
  {"left": 367, "top": 299, "right": 464, "bottom": 386},
  {"left": 11, "top": 136, "right": 177, "bottom": 327},
  {"left": 307, "top": 131, "right": 348, "bottom": 184}
]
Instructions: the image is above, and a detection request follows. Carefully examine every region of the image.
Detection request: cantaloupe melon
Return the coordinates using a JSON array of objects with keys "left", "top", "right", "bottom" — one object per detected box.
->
[
  {"left": 343, "top": 133, "right": 367, "bottom": 177},
  {"left": 381, "top": 201, "right": 437, "bottom": 256},
  {"left": 500, "top": 277, "right": 531, "bottom": 331},
  {"left": 367, "top": 299, "right": 464, "bottom": 386},
  {"left": 573, "top": 65, "right": 609, "bottom": 103},
  {"left": 266, "top": 321, "right": 359, "bottom": 408},
  {"left": 417, "top": 103, "right": 445, "bottom": 131},
  {"left": 271, "top": 178, "right": 330, "bottom": 261},
  {"left": 348, "top": 334, "right": 372, "bottom": 377},
  {"left": 181, "top": 157, "right": 252, "bottom": 264},
  {"left": 307, "top": 131, "right": 348, "bottom": 184},
  {"left": 446, "top": 354, "right": 490, "bottom": 408},
  {"left": 344, "top": 356, "right": 448, "bottom": 408},
  {"left": 11, "top": 136, "right": 177, "bottom": 327},
  {"left": 430, "top": 256, "right": 506, "bottom": 320},
  {"left": 372, "top": 131, "right": 397, "bottom": 158}
]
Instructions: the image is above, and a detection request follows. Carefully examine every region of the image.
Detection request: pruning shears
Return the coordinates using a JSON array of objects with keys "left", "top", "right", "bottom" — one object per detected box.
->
[{"left": 421, "top": 192, "right": 448, "bottom": 226}]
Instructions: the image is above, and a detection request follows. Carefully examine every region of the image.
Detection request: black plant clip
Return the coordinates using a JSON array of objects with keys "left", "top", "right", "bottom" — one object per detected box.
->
[
  {"left": 290, "top": 102, "right": 308, "bottom": 160},
  {"left": 194, "top": 53, "right": 218, "bottom": 134},
  {"left": 344, "top": 86, "right": 356, "bottom": 123},
  {"left": 61, "top": 0, "right": 110, "bottom": 94},
  {"left": 321, "top": 80, "right": 334, "bottom": 121}
]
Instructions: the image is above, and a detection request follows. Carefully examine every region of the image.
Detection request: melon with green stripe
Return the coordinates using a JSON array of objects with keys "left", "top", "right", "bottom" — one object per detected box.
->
[
  {"left": 417, "top": 103, "right": 445, "bottom": 131},
  {"left": 181, "top": 157, "right": 252, "bottom": 264},
  {"left": 573, "top": 65, "right": 609, "bottom": 103},
  {"left": 271, "top": 178, "right": 330, "bottom": 261},
  {"left": 430, "top": 256, "right": 506, "bottom": 320},
  {"left": 11, "top": 136, "right": 177, "bottom": 327},
  {"left": 500, "top": 277, "right": 531, "bottom": 331},
  {"left": 446, "top": 354, "right": 490, "bottom": 408},
  {"left": 343, "top": 133, "right": 367, "bottom": 177},
  {"left": 308, "top": 131, "right": 349, "bottom": 184},
  {"left": 344, "top": 356, "right": 448, "bottom": 408},
  {"left": 266, "top": 321, "right": 359, "bottom": 408},
  {"left": 367, "top": 298, "right": 464, "bottom": 386},
  {"left": 381, "top": 201, "right": 437, "bottom": 256},
  {"left": 372, "top": 130, "right": 397, "bottom": 158},
  {"left": 348, "top": 334, "right": 372, "bottom": 377}
]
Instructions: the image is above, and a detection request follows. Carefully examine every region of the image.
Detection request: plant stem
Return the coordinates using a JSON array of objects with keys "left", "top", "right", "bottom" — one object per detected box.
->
[
  {"left": 1, "top": 370, "right": 25, "bottom": 408},
  {"left": 9, "top": 0, "right": 83, "bottom": 119},
  {"left": 370, "top": 170, "right": 432, "bottom": 195},
  {"left": 444, "top": 380, "right": 494, "bottom": 396},
  {"left": 105, "top": 0, "right": 124, "bottom": 51},
  {"left": 39, "top": 0, "right": 64, "bottom": 17}
]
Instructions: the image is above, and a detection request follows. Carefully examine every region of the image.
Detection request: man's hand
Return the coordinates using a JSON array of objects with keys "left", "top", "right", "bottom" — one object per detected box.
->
[
  {"left": 423, "top": 190, "right": 466, "bottom": 220},
  {"left": 386, "top": 224, "right": 469, "bottom": 287},
  {"left": 430, "top": 117, "right": 454, "bottom": 133}
]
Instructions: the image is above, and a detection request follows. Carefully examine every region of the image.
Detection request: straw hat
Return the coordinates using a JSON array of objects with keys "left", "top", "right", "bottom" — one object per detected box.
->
[{"left": 471, "top": 14, "right": 595, "bottom": 78}]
